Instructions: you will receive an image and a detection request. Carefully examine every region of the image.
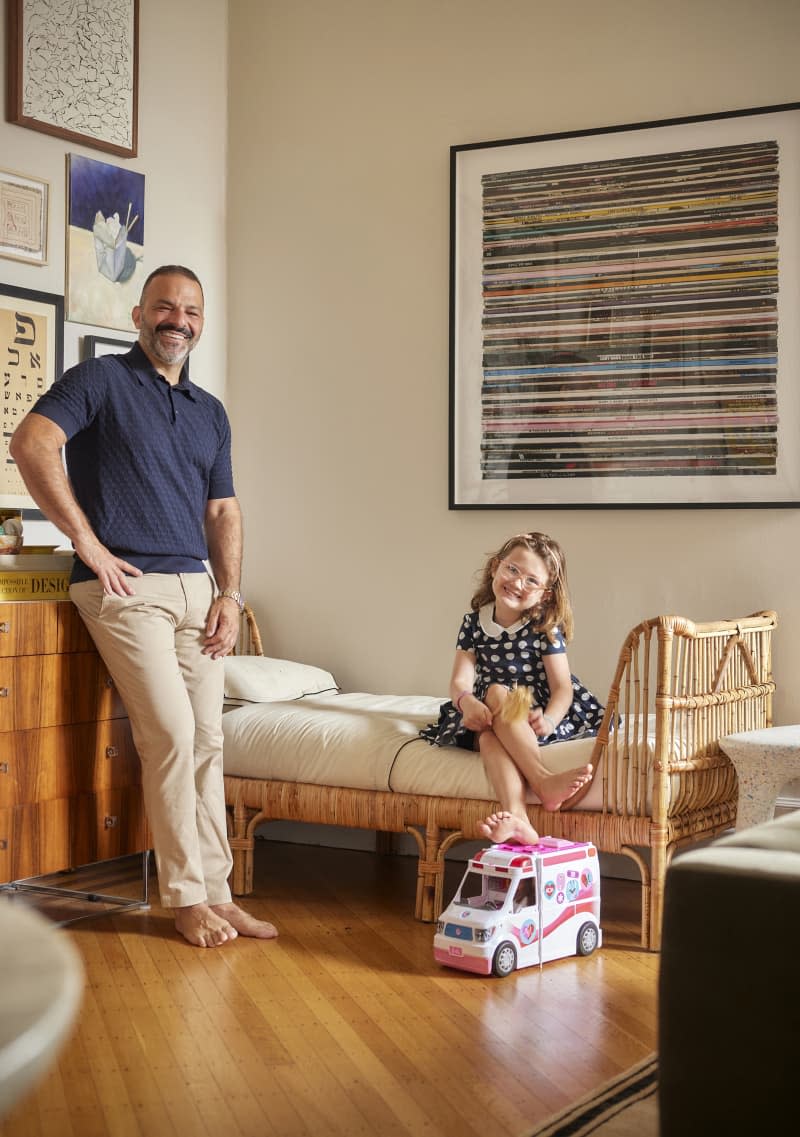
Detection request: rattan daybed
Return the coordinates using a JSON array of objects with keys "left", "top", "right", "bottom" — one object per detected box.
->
[{"left": 223, "top": 607, "right": 777, "bottom": 950}]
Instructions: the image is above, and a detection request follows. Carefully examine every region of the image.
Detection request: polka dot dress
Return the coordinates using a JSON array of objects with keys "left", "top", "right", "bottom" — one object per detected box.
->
[{"left": 420, "top": 604, "right": 604, "bottom": 749}]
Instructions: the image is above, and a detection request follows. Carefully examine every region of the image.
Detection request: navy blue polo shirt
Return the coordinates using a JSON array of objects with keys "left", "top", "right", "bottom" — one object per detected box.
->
[{"left": 31, "top": 343, "right": 235, "bottom": 582}]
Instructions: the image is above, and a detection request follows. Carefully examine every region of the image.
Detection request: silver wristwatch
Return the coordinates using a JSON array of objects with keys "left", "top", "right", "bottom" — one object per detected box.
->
[{"left": 218, "top": 588, "right": 245, "bottom": 611}]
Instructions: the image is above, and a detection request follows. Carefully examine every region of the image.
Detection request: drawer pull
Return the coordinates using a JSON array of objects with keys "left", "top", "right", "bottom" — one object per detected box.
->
[
  {"left": 105, "top": 676, "right": 115, "bottom": 688},
  {"left": 0, "top": 688, "right": 7, "bottom": 698},
  {"left": 0, "top": 762, "right": 7, "bottom": 774},
  {"left": 104, "top": 815, "right": 118, "bottom": 829},
  {"left": 105, "top": 746, "right": 119, "bottom": 759},
  {"left": 0, "top": 622, "right": 9, "bottom": 633},
  {"left": 0, "top": 839, "right": 7, "bottom": 850}
]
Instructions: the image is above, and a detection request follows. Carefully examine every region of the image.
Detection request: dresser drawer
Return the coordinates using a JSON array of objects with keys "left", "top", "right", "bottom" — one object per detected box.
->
[
  {"left": 0, "top": 652, "right": 126, "bottom": 731},
  {"left": 71, "top": 787, "right": 148, "bottom": 867},
  {"left": 0, "top": 599, "right": 149, "bottom": 885},
  {"left": 1, "top": 788, "right": 148, "bottom": 882},
  {"left": 0, "top": 720, "right": 141, "bottom": 807},
  {"left": 0, "top": 799, "right": 72, "bottom": 881},
  {"left": 0, "top": 601, "right": 95, "bottom": 657},
  {"left": 0, "top": 602, "right": 58, "bottom": 656}
]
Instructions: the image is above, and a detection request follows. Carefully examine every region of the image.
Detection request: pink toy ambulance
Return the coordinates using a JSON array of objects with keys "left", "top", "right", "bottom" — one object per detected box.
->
[{"left": 434, "top": 838, "right": 601, "bottom": 976}]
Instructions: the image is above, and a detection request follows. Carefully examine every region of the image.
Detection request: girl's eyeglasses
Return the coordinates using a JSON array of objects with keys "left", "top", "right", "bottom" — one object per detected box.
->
[{"left": 498, "top": 561, "right": 549, "bottom": 593}]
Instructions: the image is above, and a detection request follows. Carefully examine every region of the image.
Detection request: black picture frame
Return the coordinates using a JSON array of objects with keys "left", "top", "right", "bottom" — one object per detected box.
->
[
  {"left": 450, "top": 102, "right": 800, "bottom": 509},
  {"left": 83, "top": 334, "right": 136, "bottom": 360},
  {"left": 0, "top": 283, "right": 64, "bottom": 508}
]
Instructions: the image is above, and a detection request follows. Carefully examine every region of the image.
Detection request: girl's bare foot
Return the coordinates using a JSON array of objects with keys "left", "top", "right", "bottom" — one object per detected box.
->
[
  {"left": 538, "top": 764, "right": 594, "bottom": 811},
  {"left": 478, "top": 810, "right": 540, "bottom": 845},
  {"left": 210, "top": 902, "right": 278, "bottom": 940},
  {"left": 174, "top": 903, "right": 239, "bottom": 948}
]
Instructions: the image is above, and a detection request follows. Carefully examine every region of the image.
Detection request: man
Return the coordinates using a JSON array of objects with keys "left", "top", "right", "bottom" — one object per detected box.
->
[{"left": 10, "top": 265, "right": 277, "bottom": 948}]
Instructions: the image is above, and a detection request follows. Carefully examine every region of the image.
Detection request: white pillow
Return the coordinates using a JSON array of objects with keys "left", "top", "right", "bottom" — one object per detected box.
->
[{"left": 223, "top": 655, "right": 339, "bottom": 704}]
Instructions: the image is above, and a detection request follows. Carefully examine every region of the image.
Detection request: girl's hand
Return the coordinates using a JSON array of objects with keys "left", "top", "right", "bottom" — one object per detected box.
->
[
  {"left": 529, "top": 705, "right": 555, "bottom": 738},
  {"left": 460, "top": 694, "right": 493, "bottom": 732}
]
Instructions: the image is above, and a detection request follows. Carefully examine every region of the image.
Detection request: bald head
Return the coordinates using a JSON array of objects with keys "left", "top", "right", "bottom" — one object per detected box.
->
[{"left": 139, "top": 264, "right": 204, "bottom": 306}]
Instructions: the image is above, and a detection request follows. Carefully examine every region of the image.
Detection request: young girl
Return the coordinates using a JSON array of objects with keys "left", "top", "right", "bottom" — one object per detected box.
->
[{"left": 420, "top": 531, "right": 604, "bottom": 846}]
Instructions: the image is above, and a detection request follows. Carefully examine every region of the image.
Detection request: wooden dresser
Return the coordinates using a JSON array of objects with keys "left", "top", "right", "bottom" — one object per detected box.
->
[{"left": 0, "top": 600, "right": 148, "bottom": 883}]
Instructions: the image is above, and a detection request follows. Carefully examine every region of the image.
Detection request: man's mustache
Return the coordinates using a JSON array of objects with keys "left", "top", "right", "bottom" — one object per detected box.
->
[{"left": 155, "top": 321, "right": 193, "bottom": 339}]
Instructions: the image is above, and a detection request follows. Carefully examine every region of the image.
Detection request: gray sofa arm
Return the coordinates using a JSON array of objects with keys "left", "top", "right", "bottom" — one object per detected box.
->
[{"left": 658, "top": 811, "right": 800, "bottom": 1137}]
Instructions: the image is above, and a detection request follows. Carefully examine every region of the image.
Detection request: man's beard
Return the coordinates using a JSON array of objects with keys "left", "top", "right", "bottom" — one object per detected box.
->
[{"left": 141, "top": 321, "right": 195, "bottom": 365}]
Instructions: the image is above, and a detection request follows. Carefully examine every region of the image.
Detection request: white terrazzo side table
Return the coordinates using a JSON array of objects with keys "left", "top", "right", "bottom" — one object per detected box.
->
[
  {"left": 0, "top": 903, "right": 84, "bottom": 1119},
  {"left": 720, "top": 725, "right": 800, "bottom": 830}
]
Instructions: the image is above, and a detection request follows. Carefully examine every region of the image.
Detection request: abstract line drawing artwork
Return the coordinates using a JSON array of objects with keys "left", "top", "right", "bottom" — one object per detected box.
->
[
  {"left": 67, "top": 153, "right": 145, "bottom": 330},
  {"left": 7, "top": 0, "right": 139, "bottom": 157},
  {"left": 450, "top": 104, "right": 800, "bottom": 509}
]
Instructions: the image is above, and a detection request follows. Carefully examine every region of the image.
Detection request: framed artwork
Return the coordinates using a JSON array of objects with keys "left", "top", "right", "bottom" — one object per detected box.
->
[
  {"left": 450, "top": 103, "right": 800, "bottom": 509},
  {"left": 67, "top": 153, "right": 145, "bottom": 331},
  {"left": 0, "top": 283, "right": 64, "bottom": 508},
  {"left": 6, "top": 0, "right": 139, "bottom": 158},
  {"left": 83, "top": 334, "right": 136, "bottom": 359},
  {"left": 0, "top": 167, "right": 49, "bottom": 265}
]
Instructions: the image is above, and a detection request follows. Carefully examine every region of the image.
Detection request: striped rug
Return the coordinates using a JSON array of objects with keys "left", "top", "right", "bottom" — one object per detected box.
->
[{"left": 527, "top": 1054, "right": 658, "bottom": 1137}]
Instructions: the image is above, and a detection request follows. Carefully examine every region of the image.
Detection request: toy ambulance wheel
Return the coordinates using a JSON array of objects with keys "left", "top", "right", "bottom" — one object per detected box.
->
[
  {"left": 576, "top": 922, "right": 599, "bottom": 956},
  {"left": 492, "top": 941, "right": 518, "bottom": 977}
]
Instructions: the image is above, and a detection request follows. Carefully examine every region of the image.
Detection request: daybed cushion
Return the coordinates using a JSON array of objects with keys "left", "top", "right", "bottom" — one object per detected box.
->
[
  {"left": 221, "top": 691, "right": 604, "bottom": 808},
  {"left": 224, "top": 655, "right": 339, "bottom": 705}
]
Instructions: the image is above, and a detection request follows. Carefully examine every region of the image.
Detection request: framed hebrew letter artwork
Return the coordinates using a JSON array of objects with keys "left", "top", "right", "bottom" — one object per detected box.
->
[{"left": 0, "top": 284, "right": 64, "bottom": 508}]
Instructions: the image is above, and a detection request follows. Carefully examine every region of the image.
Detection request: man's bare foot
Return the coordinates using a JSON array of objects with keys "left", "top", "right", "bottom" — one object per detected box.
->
[
  {"left": 210, "top": 902, "right": 278, "bottom": 940},
  {"left": 174, "top": 903, "right": 239, "bottom": 948},
  {"left": 537, "top": 764, "right": 594, "bottom": 811},
  {"left": 478, "top": 810, "right": 540, "bottom": 845}
]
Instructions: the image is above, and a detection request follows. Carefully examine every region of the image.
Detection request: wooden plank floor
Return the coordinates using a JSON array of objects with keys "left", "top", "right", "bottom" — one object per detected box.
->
[{"left": 0, "top": 842, "right": 659, "bottom": 1137}]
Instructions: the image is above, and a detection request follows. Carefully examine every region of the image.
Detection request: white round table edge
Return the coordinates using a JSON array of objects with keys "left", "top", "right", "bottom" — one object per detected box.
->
[{"left": 0, "top": 904, "right": 85, "bottom": 1118}]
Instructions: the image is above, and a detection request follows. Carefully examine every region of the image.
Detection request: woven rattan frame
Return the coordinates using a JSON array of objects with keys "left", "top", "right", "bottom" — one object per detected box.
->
[{"left": 225, "top": 607, "right": 777, "bottom": 950}]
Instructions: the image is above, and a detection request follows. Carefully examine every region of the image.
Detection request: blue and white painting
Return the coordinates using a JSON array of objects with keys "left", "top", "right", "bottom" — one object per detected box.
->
[{"left": 67, "top": 153, "right": 145, "bottom": 330}]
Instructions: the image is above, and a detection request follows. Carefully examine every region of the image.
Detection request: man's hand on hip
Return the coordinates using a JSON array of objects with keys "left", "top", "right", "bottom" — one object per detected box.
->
[{"left": 73, "top": 536, "right": 143, "bottom": 596}]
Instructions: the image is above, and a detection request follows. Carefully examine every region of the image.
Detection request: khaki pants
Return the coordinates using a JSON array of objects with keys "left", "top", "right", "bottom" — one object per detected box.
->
[{"left": 70, "top": 573, "right": 233, "bottom": 908}]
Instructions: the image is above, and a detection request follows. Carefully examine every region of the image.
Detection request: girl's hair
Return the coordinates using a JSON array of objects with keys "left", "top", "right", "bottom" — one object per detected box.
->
[{"left": 470, "top": 531, "right": 574, "bottom": 642}]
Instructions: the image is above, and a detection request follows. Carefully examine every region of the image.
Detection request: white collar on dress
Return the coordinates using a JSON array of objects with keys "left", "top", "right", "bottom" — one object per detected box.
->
[{"left": 478, "top": 602, "right": 529, "bottom": 637}]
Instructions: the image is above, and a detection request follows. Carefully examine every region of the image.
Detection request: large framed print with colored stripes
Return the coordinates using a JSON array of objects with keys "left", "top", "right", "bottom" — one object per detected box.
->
[{"left": 449, "top": 103, "right": 800, "bottom": 509}]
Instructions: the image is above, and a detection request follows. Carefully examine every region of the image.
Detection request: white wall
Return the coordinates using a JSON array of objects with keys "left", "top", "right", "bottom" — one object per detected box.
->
[
  {"left": 227, "top": 0, "right": 800, "bottom": 790},
  {"left": 4, "top": 1, "right": 798, "bottom": 795},
  {"left": 0, "top": 0, "right": 228, "bottom": 393}
]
